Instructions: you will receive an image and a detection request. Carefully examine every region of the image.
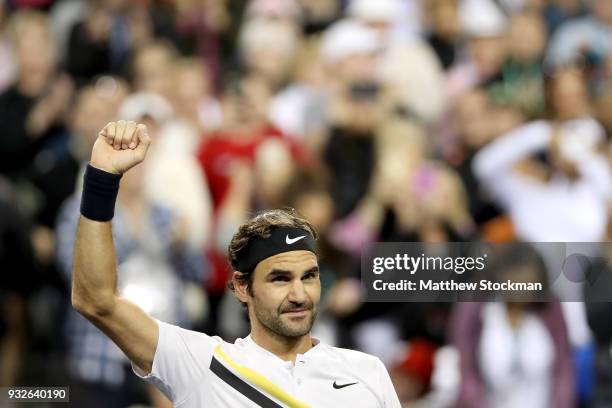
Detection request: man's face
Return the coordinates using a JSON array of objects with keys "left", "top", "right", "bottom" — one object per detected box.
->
[
  {"left": 221, "top": 77, "right": 271, "bottom": 130},
  {"left": 246, "top": 250, "right": 320, "bottom": 338}
]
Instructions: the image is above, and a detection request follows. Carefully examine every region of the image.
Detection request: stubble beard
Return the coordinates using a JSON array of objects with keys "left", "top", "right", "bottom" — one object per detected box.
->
[{"left": 252, "top": 297, "right": 318, "bottom": 339}]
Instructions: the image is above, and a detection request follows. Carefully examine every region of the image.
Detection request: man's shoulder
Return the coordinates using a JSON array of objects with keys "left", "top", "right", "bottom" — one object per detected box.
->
[{"left": 157, "top": 320, "right": 224, "bottom": 349}]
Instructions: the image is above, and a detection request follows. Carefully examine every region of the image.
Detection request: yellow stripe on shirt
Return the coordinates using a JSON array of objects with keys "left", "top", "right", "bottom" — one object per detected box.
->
[{"left": 213, "top": 345, "right": 312, "bottom": 408}]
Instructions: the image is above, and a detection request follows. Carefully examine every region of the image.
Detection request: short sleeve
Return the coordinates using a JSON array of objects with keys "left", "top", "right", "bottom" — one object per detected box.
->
[
  {"left": 132, "top": 320, "right": 218, "bottom": 405},
  {"left": 376, "top": 358, "right": 402, "bottom": 408}
]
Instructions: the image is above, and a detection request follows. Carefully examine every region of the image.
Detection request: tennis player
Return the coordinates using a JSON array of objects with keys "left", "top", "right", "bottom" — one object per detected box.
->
[{"left": 72, "top": 121, "right": 401, "bottom": 407}]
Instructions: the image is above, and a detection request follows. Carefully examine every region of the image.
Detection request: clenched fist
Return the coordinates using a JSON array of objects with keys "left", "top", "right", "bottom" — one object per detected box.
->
[{"left": 90, "top": 120, "right": 151, "bottom": 175}]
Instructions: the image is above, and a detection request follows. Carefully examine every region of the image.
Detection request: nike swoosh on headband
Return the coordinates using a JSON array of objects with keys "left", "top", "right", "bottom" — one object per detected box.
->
[{"left": 286, "top": 234, "right": 307, "bottom": 244}]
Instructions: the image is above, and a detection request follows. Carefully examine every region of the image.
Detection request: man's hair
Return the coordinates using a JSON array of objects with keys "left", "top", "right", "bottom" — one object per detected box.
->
[{"left": 227, "top": 208, "right": 318, "bottom": 293}]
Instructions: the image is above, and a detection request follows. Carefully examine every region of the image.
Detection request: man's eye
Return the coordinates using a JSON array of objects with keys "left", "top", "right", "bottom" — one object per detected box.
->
[
  {"left": 303, "top": 273, "right": 317, "bottom": 280},
  {"left": 272, "top": 276, "right": 290, "bottom": 282}
]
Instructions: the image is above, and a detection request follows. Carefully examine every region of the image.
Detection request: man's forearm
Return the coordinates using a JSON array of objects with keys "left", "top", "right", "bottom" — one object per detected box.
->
[
  {"left": 69, "top": 122, "right": 158, "bottom": 375},
  {"left": 71, "top": 216, "right": 119, "bottom": 316}
]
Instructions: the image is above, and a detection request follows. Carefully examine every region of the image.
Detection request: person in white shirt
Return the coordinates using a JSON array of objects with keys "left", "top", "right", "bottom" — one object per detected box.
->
[
  {"left": 472, "top": 116, "right": 612, "bottom": 243},
  {"left": 472, "top": 67, "right": 612, "bottom": 243},
  {"left": 71, "top": 120, "right": 401, "bottom": 408},
  {"left": 472, "top": 67, "right": 612, "bottom": 354}
]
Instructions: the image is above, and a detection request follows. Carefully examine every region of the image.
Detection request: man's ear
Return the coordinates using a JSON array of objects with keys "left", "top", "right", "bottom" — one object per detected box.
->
[{"left": 232, "top": 271, "right": 249, "bottom": 303}]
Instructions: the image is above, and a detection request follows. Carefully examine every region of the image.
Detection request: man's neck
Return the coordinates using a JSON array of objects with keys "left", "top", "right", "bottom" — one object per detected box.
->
[{"left": 250, "top": 328, "right": 314, "bottom": 363}]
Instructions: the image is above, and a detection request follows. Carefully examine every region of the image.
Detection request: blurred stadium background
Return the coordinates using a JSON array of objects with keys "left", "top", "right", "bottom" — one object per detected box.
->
[{"left": 1, "top": 0, "right": 612, "bottom": 406}]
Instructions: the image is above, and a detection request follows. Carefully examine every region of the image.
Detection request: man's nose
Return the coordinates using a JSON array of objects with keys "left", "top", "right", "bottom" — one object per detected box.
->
[{"left": 287, "top": 279, "right": 308, "bottom": 304}]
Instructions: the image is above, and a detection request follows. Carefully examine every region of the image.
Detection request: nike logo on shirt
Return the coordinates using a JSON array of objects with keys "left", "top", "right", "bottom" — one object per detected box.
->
[
  {"left": 332, "top": 381, "right": 358, "bottom": 389},
  {"left": 285, "top": 234, "right": 306, "bottom": 244}
]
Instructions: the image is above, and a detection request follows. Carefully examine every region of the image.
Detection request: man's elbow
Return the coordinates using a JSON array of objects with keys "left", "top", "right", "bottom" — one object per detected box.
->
[{"left": 71, "top": 291, "right": 117, "bottom": 318}]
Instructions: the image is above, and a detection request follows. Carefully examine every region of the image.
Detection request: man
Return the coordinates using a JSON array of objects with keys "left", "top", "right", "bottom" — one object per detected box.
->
[{"left": 72, "top": 120, "right": 401, "bottom": 407}]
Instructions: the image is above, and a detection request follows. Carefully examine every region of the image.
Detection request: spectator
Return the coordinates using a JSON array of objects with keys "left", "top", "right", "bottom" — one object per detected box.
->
[
  {"left": 168, "top": 57, "right": 222, "bottom": 134},
  {"left": 389, "top": 339, "right": 438, "bottom": 404},
  {"left": 472, "top": 68, "right": 609, "bottom": 382},
  {"left": 349, "top": 0, "right": 446, "bottom": 124},
  {"left": 68, "top": 77, "right": 129, "bottom": 166},
  {"left": 547, "top": 0, "right": 612, "bottom": 83},
  {"left": 473, "top": 67, "right": 612, "bottom": 242},
  {"left": 65, "top": 0, "right": 154, "bottom": 87},
  {"left": 446, "top": 89, "right": 523, "bottom": 238},
  {"left": 27, "top": 78, "right": 126, "bottom": 229},
  {"left": 447, "top": 0, "right": 508, "bottom": 100},
  {"left": 238, "top": 16, "right": 301, "bottom": 91},
  {"left": 199, "top": 74, "right": 303, "bottom": 212},
  {"left": 0, "top": 10, "right": 72, "bottom": 182},
  {"left": 131, "top": 39, "right": 178, "bottom": 99},
  {"left": 424, "top": 0, "right": 461, "bottom": 71},
  {"left": 118, "top": 91, "right": 214, "bottom": 253},
  {"left": 492, "top": 11, "right": 548, "bottom": 119},
  {"left": 323, "top": 80, "right": 384, "bottom": 219},
  {"left": 450, "top": 244, "right": 575, "bottom": 408},
  {"left": 169, "top": 0, "right": 229, "bottom": 87},
  {"left": 268, "top": 40, "right": 329, "bottom": 143}
]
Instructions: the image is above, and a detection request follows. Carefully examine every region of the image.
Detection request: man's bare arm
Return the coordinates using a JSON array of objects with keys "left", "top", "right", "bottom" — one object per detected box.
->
[{"left": 71, "top": 121, "right": 157, "bottom": 374}]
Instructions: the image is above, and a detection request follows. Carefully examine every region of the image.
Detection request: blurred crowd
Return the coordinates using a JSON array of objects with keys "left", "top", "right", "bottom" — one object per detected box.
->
[{"left": 1, "top": 0, "right": 612, "bottom": 407}]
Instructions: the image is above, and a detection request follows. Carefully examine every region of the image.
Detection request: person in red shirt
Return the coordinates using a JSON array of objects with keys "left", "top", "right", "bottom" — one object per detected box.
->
[
  {"left": 197, "top": 74, "right": 306, "bottom": 334},
  {"left": 198, "top": 74, "right": 304, "bottom": 209}
]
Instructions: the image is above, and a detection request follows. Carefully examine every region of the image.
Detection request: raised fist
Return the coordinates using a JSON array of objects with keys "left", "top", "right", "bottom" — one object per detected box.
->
[{"left": 90, "top": 121, "right": 151, "bottom": 175}]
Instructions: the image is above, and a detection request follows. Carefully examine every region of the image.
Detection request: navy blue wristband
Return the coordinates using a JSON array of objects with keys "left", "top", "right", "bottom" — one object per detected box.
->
[{"left": 80, "top": 164, "right": 122, "bottom": 222}]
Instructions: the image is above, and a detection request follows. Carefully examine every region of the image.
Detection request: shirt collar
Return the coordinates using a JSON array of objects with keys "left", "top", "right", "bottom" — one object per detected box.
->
[{"left": 244, "top": 334, "right": 323, "bottom": 364}]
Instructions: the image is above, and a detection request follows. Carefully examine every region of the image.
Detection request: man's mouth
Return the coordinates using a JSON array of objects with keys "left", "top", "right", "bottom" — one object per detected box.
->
[{"left": 282, "top": 308, "right": 311, "bottom": 317}]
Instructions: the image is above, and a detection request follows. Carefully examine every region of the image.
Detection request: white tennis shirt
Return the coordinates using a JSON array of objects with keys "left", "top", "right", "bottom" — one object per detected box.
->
[{"left": 132, "top": 320, "right": 401, "bottom": 408}]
